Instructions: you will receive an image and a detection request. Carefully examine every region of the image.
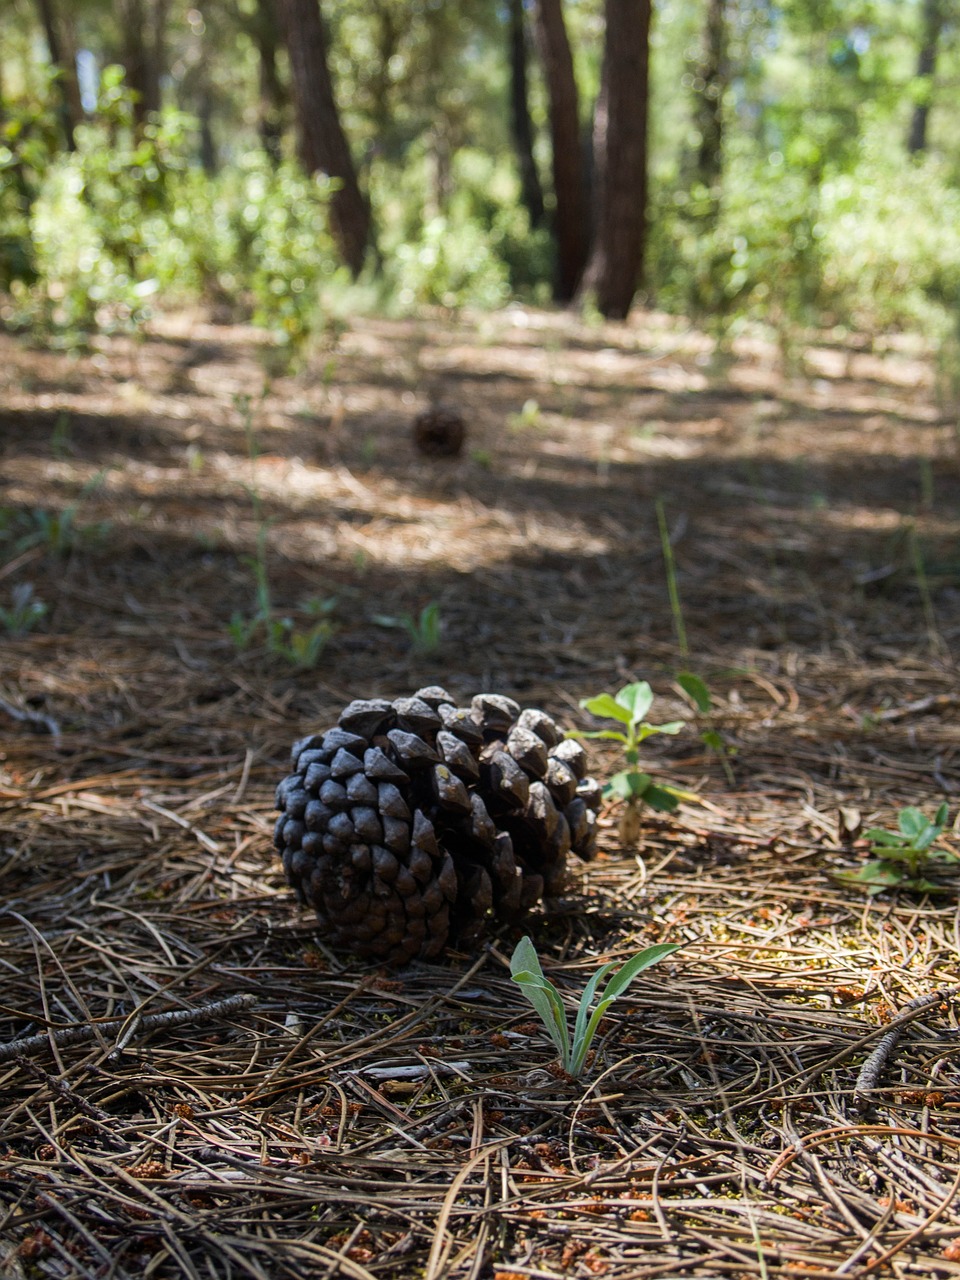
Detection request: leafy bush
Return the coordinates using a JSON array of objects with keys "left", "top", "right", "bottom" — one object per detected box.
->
[
  {"left": 650, "top": 151, "right": 827, "bottom": 339},
  {"left": 10, "top": 68, "right": 339, "bottom": 348},
  {"left": 0, "top": 87, "right": 61, "bottom": 298},
  {"left": 650, "top": 128, "right": 960, "bottom": 357}
]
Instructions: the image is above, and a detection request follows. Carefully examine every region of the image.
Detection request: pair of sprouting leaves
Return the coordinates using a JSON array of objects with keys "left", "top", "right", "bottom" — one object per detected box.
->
[
  {"left": 576, "top": 681, "right": 696, "bottom": 813},
  {"left": 509, "top": 936, "right": 681, "bottom": 1078},
  {"left": 834, "top": 803, "right": 956, "bottom": 896}
]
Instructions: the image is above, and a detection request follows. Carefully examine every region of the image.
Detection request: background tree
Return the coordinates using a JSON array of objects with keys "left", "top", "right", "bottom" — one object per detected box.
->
[
  {"left": 532, "top": 0, "right": 589, "bottom": 300},
  {"left": 278, "top": 0, "right": 372, "bottom": 276},
  {"left": 691, "top": 0, "right": 728, "bottom": 197},
  {"left": 33, "top": 0, "right": 82, "bottom": 148},
  {"left": 907, "top": 0, "right": 945, "bottom": 154},
  {"left": 579, "top": 0, "right": 652, "bottom": 319},
  {"left": 118, "top": 0, "right": 168, "bottom": 127},
  {"left": 508, "top": 0, "right": 545, "bottom": 230}
]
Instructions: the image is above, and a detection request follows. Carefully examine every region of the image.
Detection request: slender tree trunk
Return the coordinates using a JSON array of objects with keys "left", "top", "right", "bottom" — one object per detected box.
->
[
  {"left": 578, "top": 0, "right": 652, "bottom": 320},
  {"left": 198, "top": 90, "right": 217, "bottom": 174},
  {"left": 254, "top": 0, "right": 285, "bottom": 165},
  {"left": 907, "top": 0, "right": 943, "bottom": 154},
  {"left": 693, "top": 0, "right": 727, "bottom": 191},
  {"left": 278, "top": 0, "right": 371, "bottom": 277},
  {"left": 508, "top": 0, "right": 545, "bottom": 229},
  {"left": 34, "top": 0, "right": 82, "bottom": 149},
  {"left": 119, "top": 0, "right": 167, "bottom": 127},
  {"left": 532, "top": 0, "right": 588, "bottom": 300}
]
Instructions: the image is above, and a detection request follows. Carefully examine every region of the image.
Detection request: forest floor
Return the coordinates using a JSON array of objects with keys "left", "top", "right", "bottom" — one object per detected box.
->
[{"left": 1, "top": 304, "right": 959, "bottom": 1279}]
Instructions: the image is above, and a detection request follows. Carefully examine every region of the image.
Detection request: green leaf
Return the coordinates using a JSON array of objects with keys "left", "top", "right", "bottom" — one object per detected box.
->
[
  {"left": 580, "top": 694, "right": 634, "bottom": 726},
  {"left": 615, "top": 682, "right": 654, "bottom": 724},
  {"left": 510, "top": 935, "right": 545, "bottom": 981},
  {"left": 510, "top": 937, "right": 571, "bottom": 1067},
  {"left": 934, "top": 802, "right": 949, "bottom": 828},
  {"left": 678, "top": 672, "right": 712, "bottom": 713},
  {"left": 605, "top": 770, "right": 650, "bottom": 800},
  {"left": 642, "top": 784, "right": 681, "bottom": 812},
  {"left": 898, "top": 807, "right": 928, "bottom": 839},
  {"left": 635, "top": 719, "right": 684, "bottom": 742},
  {"left": 598, "top": 944, "right": 683, "bottom": 1003},
  {"left": 568, "top": 944, "right": 682, "bottom": 1077},
  {"left": 511, "top": 970, "right": 570, "bottom": 1065},
  {"left": 572, "top": 961, "right": 619, "bottom": 1054},
  {"left": 833, "top": 860, "right": 905, "bottom": 889},
  {"left": 577, "top": 729, "right": 630, "bottom": 744},
  {"left": 701, "top": 730, "right": 725, "bottom": 751},
  {"left": 864, "top": 828, "right": 907, "bottom": 847}
]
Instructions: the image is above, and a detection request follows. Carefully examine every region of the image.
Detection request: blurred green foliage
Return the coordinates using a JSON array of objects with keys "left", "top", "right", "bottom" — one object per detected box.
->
[{"left": 3, "top": 0, "right": 960, "bottom": 369}]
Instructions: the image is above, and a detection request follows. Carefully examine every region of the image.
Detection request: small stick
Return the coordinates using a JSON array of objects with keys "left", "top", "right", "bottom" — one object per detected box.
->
[
  {"left": 0, "top": 692, "right": 61, "bottom": 739},
  {"left": 854, "top": 987, "right": 959, "bottom": 1111},
  {"left": 0, "top": 993, "right": 256, "bottom": 1063}
]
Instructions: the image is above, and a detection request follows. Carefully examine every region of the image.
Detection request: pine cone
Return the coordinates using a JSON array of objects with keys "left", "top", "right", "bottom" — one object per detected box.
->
[
  {"left": 274, "top": 688, "right": 600, "bottom": 965},
  {"left": 412, "top": 406, "right": 466, "bottom": 457}
]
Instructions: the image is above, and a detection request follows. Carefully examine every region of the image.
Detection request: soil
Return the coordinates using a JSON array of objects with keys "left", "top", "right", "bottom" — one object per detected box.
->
[{"left": 1, "top": 305, "right": 959, "bottom": 1278}]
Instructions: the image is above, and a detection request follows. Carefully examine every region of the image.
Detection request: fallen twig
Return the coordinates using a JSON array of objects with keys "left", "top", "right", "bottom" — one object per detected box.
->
[
  {"left": 0, "top": 692, "right": 61, "bottom": 739},
  {"left": 853, "top": 986, "right": 959, "bottom": 1110},
  {"left": 0, "top": 993, "right": 257, "bottom": 1062}
]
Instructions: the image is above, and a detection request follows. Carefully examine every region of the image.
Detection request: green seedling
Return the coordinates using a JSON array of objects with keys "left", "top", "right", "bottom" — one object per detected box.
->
[
  {"left": 508, "top": 398, "right": 542, "bottom": 431},
  {"left": 573, "top": 682, "right": 694, "bottom": 845},
  {"left": 509, "top": 935, "right": 682, "bottom": 1078},
  {"left": 0, "top": 583, "right": 47, "bottom": 634},
  {"left": 675, "top": 671, "right": 736, "bottom": 784},
  {"left": 373, "top": 601, "right": 442, "bottom": 655},
  {"left": 833, "top": 803, "right": 955, "bottom": 895},
  {"left": 2, "top": 471, "right": 112, "bottom": 557}
]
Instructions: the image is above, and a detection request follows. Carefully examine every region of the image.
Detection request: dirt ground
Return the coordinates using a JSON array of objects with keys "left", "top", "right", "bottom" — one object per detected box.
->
[{"left": 1, "top": 305, "right": 959, "bottom": 1278}]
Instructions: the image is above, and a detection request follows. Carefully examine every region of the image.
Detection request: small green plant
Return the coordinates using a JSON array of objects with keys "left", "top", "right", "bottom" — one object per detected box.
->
[
  {"left": 0, "top": 583, "right": 47, "bottom": 634},
  {"left": 833, "top": 804, "right": 955, "bottom": 895},
  {"left": 573, "top": 682, "right": 694, "bottom": 845},
  {"left": 509, "top": 935, "right": 682, "bottom": 1078},
  {"left": 1, "top": 472, "right": 111, "bottom": 557},
  {"left": 373, "top": 601, "right": 443, "bottom": 655},
  {"left": 507, "top": 398, "right": 542, "bottom": 431}
]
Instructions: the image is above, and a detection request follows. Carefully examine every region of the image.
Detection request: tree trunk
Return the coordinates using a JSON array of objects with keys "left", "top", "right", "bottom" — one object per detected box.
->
[
  {"left": 907, "top": 0, "right": 943, "bottom": 154},
  {"left": 532, "top": 0, "right": 588, "bottom": 300},
  {"left": 508, "top": 0, "right": 545, "bottom": 230},
  {"left": 278, "top": 0, "right": 371, "bottom": 277},
  {"left": 693, "top": 0, "right": 727, "bottom": 192},
  {"left": 578, "top": 0, "right": 651, "bottom": 320},
  {"left": 119, "top": 0, "right": 167, "bottom": 128},
  {"left": 34, "top": 0, "right": 82, "bottom": 149},
  {"left": 254, "top": 0, "right": 285, "bottom": 166}
]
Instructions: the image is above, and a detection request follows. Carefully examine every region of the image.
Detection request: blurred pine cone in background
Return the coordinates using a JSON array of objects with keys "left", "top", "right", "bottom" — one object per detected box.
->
[
  {"left": 412, "top": 406, "right": 466, "bottom": 457},
  {"left": 274, "top": 688, "right": 601, "bottom": 965}
]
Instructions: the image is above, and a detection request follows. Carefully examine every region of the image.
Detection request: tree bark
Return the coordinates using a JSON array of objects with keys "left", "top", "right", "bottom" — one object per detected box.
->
[
  {"left": 532, "top": 0, "right": 588, "bottom": 300},
  {"left": 508, "top": 0, "right": 545, "bottom": 229},
  {"left": 278, "top": 0, "right": 371, "bottom": 277},
  {"left": 693, "top": 0, "right": 727, "bottom": 191},
  {"left": 34, "top": 0, "right": 82, "bottom": 149},
  {"left": 578, "top": 0, "right": 651, "bottom": 320},
  {"left": 119, "top": 0, "right": 167, "bottom": 128},
  {"left": 253, "top": 0, "right": 286, "bottom": 165},
  {"left": 907, "top": 0, "right": 943, "bottom": 154}
]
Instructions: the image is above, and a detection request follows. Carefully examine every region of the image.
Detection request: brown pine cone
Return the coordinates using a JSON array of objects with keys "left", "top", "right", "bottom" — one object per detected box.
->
[
  {"left": 274, "top": 688, "right": 600, "bottom": 964},
  {"left": 412, "top": 406, "right": 466, "bottom": 457}
]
